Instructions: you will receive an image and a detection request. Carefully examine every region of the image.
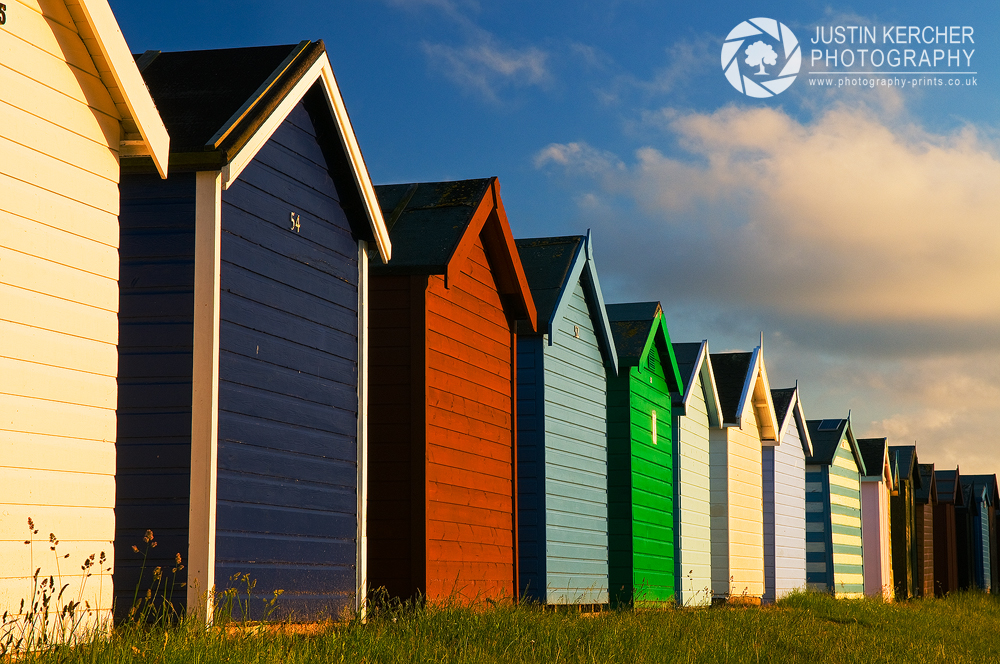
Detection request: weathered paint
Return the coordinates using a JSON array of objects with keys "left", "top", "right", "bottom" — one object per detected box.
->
[
  {"left": 366, "top": 179, "right": 536, "bottom": 604},
  {"left": 762, "top": 387, "right": 811, "bottom": 603},
  {"left": 0, "top": 0, "right": 166, "bottom": 624},
  {"left": 515, "top": 235, "right": 616, "bottom": 605},
  {"left": 671, "top": 342, "right": 721, "bottom": 607},
  {"left": 858, "top": 438, "right": 894, "bottom": 600},
  {"left": 606, "top": 303, "right": 683, "bottom": 606},
  {"left": 805, "top": 419, "right": 865, "bottom": 598}
]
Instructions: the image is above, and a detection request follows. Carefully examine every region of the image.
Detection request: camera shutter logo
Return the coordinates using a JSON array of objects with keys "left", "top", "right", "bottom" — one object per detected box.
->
[{"left": 722, "top": 18, "right": 800, "bottom": 97}]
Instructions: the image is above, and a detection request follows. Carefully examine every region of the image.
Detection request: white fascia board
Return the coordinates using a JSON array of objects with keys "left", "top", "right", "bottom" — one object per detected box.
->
[
  {"left": 699, "top": 341, "right": 724, "bottom": 428},
  {"left": 733, "top": 346, "right": 759, "bottom": 426},
  {"left": 356, "top": 239, "right": 369, "bottom": 617},
  {"left": 74, "top": 0, "right": 170, "bottom": 177},
  {"left": 794, "top": 395, "right": 814, "bottom": 457},
  {"left": 546, "top": 240, "right": 586, "bottom": 344},
  {"left": 221, "top": 53, "right": 391, "bottom": 263},
  {"left": 755, "top": 353, "right": 780, "bottom": 442},
  {"left": 583, "top": 231, "right": 619, "bottom": 377}
]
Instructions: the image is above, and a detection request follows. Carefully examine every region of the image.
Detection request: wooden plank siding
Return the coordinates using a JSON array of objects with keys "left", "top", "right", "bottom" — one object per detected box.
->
[
  {"left": 608, "top": 341, "right": 674, "bottom": 605},
  {"left": 212, "top": 103, "right": 361, "bottom": 618},
  {"left": 762, "top": 417, "right": 806, "bottom": 602},
  {"left": 672, "top": 369, "right": 712, "bottom": 606},
  {"left": 424, "top": 237, "right": 514, "bottom": 601},
  {"left": 517, "top": 276, "right": 609, "bottom": 605},
  {"left": 116, "top": 172, "right": 197, "bottom": 612},
  {"left": 861, "top": 480, "right": 893, "bottom": 599},
  {"left": 933, "top": 501, "right": 958, "bottom": 595},
  {"left": 1, "top": 0, "right": 124, "bottom": 623},
  {"left": 914, "top": 503, "right": 935, "bottom": 597}
]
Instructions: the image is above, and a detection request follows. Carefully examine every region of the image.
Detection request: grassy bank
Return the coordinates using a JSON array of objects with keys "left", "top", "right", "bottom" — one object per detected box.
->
[{"left": 14, "top": 591, "right": 1000, "bottom": 664}]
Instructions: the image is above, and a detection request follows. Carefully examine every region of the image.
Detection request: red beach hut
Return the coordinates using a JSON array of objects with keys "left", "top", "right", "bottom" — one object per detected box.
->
[{"left": 366, "top": 179, "right": 536, "bottom": 603}]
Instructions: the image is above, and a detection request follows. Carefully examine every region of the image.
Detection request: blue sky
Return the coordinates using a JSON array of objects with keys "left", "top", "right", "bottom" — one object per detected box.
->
[{"left": 112, "top": 0, "right": 1000, "bottom": 476}]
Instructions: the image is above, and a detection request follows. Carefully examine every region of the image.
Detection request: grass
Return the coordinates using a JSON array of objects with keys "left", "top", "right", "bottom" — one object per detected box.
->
[{"left": 10, "top": 590, "right": 1000, "bottom": 664}]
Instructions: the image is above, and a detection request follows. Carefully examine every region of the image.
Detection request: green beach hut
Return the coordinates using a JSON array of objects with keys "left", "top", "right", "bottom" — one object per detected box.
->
[{"left": 605, "top": 302, "right": 684, "bottom": 606}]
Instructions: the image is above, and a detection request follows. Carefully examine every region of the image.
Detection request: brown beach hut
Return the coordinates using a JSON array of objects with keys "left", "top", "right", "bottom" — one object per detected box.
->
[
  {"left": 366, "top": 179, "right": 536, "bottom": 603},
  {"left": 889, "top": 445, "right": 920, "bottom": 600},
  {"left": 914, "top": 464, "right": 937, "bottom": 597},
  {"left": 933, "top": 467, "right": 964, "bottom": 595}
]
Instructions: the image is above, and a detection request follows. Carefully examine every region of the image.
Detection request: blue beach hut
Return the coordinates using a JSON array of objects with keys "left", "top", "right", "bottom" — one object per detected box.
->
[
  {"left": 115, "top": 42, "right": 391, "bottom": 620},
  {"left": 514, "top": 233, "right": 618, "bottom": 606}
]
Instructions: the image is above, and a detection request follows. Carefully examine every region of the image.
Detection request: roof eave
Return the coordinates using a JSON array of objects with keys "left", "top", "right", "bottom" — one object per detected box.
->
[{"left": 75, "top": 0, "right": 170, "bottom": 177}]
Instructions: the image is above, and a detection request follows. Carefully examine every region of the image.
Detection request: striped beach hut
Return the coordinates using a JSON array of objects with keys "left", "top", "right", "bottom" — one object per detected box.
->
[
  {"left": 0, "top": 0, "right": 168, "bottom": 625},
  {"left": 514, "top": 233, "right": 618, "bottom": 606},
  {"left": 670, "top": 341, "right": 722, "bottom": 607},
  {"left": 762, "top": 386, "right": 813, "bottom": 603},
  {"left": 962, "top": 475, "right": 998, "bottom": 592},
  {"left": 805, "top": 418, "right": 866, "bottom": 598},
  {"left": 889, "top": 445, "right": 919, "bottom": 600},
  {"left": 914, "top": 464, "right": 937, "bottom": 597},
  {"left": 115, "top": 42, "right": 391, "bottom": 620},
  {"left": 366, "top": 179, "right": 536, "bottom": 603},
  {"left": 858, "top": 438, "right": 894, "bottom": 599},
  {"left": 605, "top": 302, "right": 684, "bottom": 606},
  {"left": 709, "top": 347, "right": 779, "bottom": 604},
  {"left": 933, "top": 467, "right": 964, "bottom": 595}
]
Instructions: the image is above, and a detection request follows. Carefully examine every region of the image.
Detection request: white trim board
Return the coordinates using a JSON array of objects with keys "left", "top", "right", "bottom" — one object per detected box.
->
[{"left": 220, "top": 51, "right": 391, "bottom": 264}]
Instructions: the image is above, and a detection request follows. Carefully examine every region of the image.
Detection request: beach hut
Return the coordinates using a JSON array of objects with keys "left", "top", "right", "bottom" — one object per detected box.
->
[
  {"left": 0, "top": 0, "right": 168, "bottom": 624},
  {"left": 670, "top": 341, "right": 722, "bottom": 607},
  {"left": 963, "top": 475, "right": 998, "bottom": 592},
  {"left": 857, "top": 438, "right": 894, "bottom": 599},
  {"left": 365, "top": 178, "right": 536, "bottom": 603},
  {"left": 709, "top": 347, "right": 779, "bottom": 604},
  {"left": 805, "top": 418, "right": 866, "bottom": 598},
  {"left": 933, "top": 467, "right": 964, "bottom": 595},
  {"left": 762, "top": 386, "right": 812, "bottom": 603},
  {"left": 605, "top": 303, "right": 684, "bottom": 606},
  {"left": 889, "top": 445, "right": 920, "bottom": 600},
  {"left": 914, "top": 464, "right": 937, "bottom": 597},
  {"left": 514, "top": 233, "right": 618, "bottom": 606},
  {"left": 115, "top": 42, "right": 391, "bottom": 620}
]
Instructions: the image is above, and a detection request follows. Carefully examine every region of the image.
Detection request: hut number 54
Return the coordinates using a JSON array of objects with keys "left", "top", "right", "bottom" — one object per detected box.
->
[
  {"left": 1, "top": 4, "right": 7, "bottom": 26},
  {"left": 289, "top": 212, "right": 301, "bottom": 233}
]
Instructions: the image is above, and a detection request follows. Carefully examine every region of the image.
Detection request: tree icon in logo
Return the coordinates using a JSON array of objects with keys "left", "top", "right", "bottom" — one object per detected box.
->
[
  {"left": 745, "top": 41, "right": 777, "bottom": 75},
  {"left": 721, "top": 18, "right": 800, "bottom": 97}
]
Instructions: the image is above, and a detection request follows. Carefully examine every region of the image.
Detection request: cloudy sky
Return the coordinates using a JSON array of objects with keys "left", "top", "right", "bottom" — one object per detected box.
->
[{"left": 112, "top": 0, "right": 1000, "bottom": 476}]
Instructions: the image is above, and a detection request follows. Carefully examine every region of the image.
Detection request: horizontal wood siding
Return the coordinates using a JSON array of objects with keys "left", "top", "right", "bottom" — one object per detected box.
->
[
  {"left": 115, "top": 172, "right": 197, "bottom": 612},
  {"left": 516, "top": 336, "right": 545, "bottom": 601},
  {"left": 0, "top": 0, "right": 122, "bottom": 621},
  {"left": 861, "top": 480, "right": 893, "bottom": 598},
  {"left": 763, "top": 422, "right": 806, "bottom": 602},
  {"left": 541, "top": 279, "right": 608, "bottom": 605},
  {"left": 367, "top": 275, "right": 419, "bottom": 599},
  {"left": 933, "top": 503, "right": 958, "bottom": 595},
  {"left": 915, "top": 503, "right": 934, "bottom": 597},
  {"left": 673, "top": 370, "right": 711, "bottom": 606},
  {"left": 214, "top": 103, "right": 360, "bottom": 619},
  {"left": 609, "top": 342, "right": 673, "bottom": 606},
  {"left": 829, "top": 440, "right": 863, "bottom": 597},
  {"left": 804, "top": 464, "right": 830, "bottom": 591},
  {"left": 424, "top": 236, "right": 514, "bottom": 601}
]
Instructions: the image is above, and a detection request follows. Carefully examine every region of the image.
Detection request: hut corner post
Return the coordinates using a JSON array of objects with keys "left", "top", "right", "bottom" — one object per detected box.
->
[
  {"left": 187, "top": 171, "right": 223, "bottom": 624},
  {"left": 356, "top": 240, "right": 370, "bottom": 617}
]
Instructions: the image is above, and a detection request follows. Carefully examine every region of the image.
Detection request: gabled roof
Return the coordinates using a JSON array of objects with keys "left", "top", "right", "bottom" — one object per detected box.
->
[
  {"left": 966, "top": 475, "right": 1000, "bottom": 508},
  {"left": 961, "top": 477, "right": 994, "bottom": 509},
  {"left": 710, "top": 347, "right": 779, "bottom": 441},
  {"left": 370, "top": 178, "right": 536, "bottom": 330},
  {"left": 672, "top": 341, "right": 722, "bottom": 426},
  {"left": 129, "top": 41, "right": 390, "bottom": 260},
  {"left": 934, "top": 467, "right": 964, "bottom": 506},
  {"left": 68, "top": 0, "right": 170, "bottom": 176},
  {"left": 514, "top": 233, "right": 618, "bottom": 374},
  {"left": 805, "top": 418, "right": 866, "bottom": 474},
  {"left": 606, "top": 302, "right": 684, "bottom": 396},
  {"left": 857, "top": 437, "right": 892, "bottom": 485},
  {"left": 889, "top": 445, "right": 921, "bottom": 490},
  {"left": 771, "top": 386, "right": 813, "bottom": 457},
  {"left": 915, "top": 463, "right": 938, "bottom": 505}
]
